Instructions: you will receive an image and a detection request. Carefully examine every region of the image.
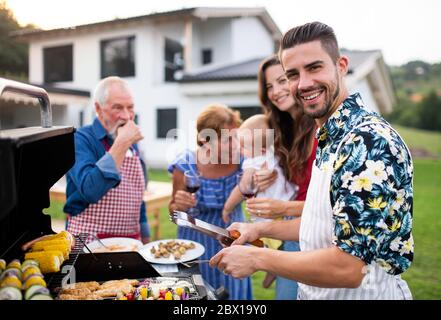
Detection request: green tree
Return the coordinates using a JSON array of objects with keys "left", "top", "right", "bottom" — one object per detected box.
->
[
  {"left": 417, "top": 91, "right": 441, "bottom": 132},
  {"left": 0, "top": 0, "right": 28, "bottom": 76},
  {"left": 385, "top": 99, "right": 420, "bottom": 128}
]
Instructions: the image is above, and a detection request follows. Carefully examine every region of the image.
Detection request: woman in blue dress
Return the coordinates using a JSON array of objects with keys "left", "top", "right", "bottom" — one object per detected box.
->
[{"left": 168, "top": 104, "right": 252, "bottom": 300}]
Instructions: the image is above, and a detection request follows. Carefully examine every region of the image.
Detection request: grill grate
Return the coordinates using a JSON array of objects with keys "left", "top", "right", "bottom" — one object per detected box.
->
[{"left": 46, "top": 233, "right": 87, "bottom": 290}]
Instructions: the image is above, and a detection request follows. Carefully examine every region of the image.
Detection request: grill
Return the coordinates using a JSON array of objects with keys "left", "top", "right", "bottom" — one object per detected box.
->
[{"left": 0, "top": 78, "right": 215, "bottom": 301}]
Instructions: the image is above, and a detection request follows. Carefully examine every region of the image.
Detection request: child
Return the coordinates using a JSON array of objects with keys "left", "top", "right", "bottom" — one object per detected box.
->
[{"left": 222, "top": 114, "right": 297, "bottom": 288}]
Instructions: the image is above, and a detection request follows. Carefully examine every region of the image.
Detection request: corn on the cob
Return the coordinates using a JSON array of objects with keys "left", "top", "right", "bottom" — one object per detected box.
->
[
  {"left": 31, "top": 239, "right": 70, "bottom": 251},
  {"left": 24, "top": 252, "right": 61, "bottom": 273},
  {"left": 44, "top": 231, "right": 74, "bottom": 247},
  {"left": 35, "top": 245, "right": 69, "bottom": 260}
]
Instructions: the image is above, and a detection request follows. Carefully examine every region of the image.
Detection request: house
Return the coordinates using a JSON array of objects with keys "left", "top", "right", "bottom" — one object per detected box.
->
[{"left": 9, "top": 7, "right": 396, "bottom": 168}]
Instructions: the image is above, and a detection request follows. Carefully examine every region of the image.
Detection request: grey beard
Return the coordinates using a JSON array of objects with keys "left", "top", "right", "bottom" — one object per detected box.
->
[{"left": 108, "top": 120, "right": 127, "bottom": 139}]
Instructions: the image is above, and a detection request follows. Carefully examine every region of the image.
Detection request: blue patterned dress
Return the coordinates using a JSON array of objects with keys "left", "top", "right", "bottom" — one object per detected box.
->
[{"left": 168, "top": 149, "right": 253, "bottom": 300}]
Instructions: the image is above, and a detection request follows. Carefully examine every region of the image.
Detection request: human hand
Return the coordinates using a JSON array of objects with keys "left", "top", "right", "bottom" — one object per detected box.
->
[
  {"left": 246, "top": 198, "right": 286, "bottom": 219},
  {"left": 254, "top": 164, "right": 277, "bottom": 192},
  {"left": 226, "top": 222, "right": 261, "bottom": 246},
  {"left": 209, "top": 245, "right": 259, "bottom": 279},
  {"left": 222, "top": 208, "right": 232, "bottom": 224},
  {"left": 115, "top": 120, "right": 144, "bottom": 146},
  {"left": 172, "top": 190, "right": 197, "bottom": 212}
]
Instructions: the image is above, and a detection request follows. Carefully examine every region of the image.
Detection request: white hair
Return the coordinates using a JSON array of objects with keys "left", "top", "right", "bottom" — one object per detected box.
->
[{"left": 93, "top": 76, "right": 131, "bottom": 107}]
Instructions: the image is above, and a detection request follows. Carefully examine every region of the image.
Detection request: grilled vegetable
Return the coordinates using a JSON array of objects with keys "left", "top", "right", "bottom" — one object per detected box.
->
[
  {"left": 24, "top": 285, "right": 50, "bottom": 300},
  {"left": 0, "top": 268, "right": 22, "bottom": 281},
  {"left": 6, "top": 259, "right": 21, "bottom": 270},
  {"left": 24, "top": 251, "right": 61, "bottom": 273},
  {"left": 139, "top": 287, "right": 147, "bottom": 299},
  {"left": 22, "top": 266, "right": 41, "bottom": 281},
  {"left": 23, "top": 274, "right": 46, "bottom": 290},
  {"left": 21, "top": 231, "right": 75, "bottom": 252},
  {"left": 22, "top": 259, "right": 40, "bottom": 270},
  {"left": 0, "top": 259, "right": 6, "bottom": 273},
  {"left": 1, "top": 275, "right": 22, "bottom": 289},
  {"left": 0, "top": 287, "right": 22, "bottom": 300},
  {"left": 165, "top": 291, "right": 173, "bottom": 300}
]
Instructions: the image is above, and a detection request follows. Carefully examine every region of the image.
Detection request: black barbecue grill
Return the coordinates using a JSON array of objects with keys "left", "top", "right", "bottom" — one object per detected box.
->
[
  {"left": 0, "top": 78, "right": 218, "bottom": 300},
  {"left": 0, "top": 78, "right": 75, "bottom": 261}
]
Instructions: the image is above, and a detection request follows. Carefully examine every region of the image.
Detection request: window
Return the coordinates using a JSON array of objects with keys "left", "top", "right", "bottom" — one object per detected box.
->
[
  {"left": 79, "top": 110, "right": 84, "bottom": 127},
  {"left": 232, "top": 106, "right": 262, "bottom": 121},
  {"left": 156, "top": 108, "right": 177, "bottom": 138},
  {"left": 202, "top": 49, "right": 212, "bottom": 65},
  {"left": 164, "top": 38, "right": 184, "bottom": 82},
  {"left": 43, "top": 45, "right": 73, "bottom": 83},
  {"left": 101, "top": 36, "right": 135, "bottom": 78}
]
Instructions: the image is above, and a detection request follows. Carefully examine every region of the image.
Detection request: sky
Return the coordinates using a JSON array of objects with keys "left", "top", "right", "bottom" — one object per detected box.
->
[{"left": 5, "top": 0, "right": 441, "bottom": 66}]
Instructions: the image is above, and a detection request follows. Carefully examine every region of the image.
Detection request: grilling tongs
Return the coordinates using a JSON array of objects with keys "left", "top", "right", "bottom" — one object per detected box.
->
[{"left": 171, "top": 211, "right": 264, "bottom": 248}]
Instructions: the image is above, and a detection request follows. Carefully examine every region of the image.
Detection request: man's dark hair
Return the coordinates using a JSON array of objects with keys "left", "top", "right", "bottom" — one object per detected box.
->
[{"left": 279, "top": 22, "right": 340, "bottom": 62}]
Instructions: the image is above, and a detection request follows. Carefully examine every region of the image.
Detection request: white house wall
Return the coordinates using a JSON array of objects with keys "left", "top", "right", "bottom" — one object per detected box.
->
[
  {"left": 231, "top": 17, "right": 273, "bottom": 62},
  {"left": 29, "top": 25, "right": 150, "bottom": 89},
  {"left": 191, "top": 18, "right": 233, "bottom": 69},
  {"left": 350, "top": 78, "right": 379, "bottom": 114}
]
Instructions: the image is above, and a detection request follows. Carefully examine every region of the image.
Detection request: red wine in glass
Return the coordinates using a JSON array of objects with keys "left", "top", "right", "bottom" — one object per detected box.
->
[
  {"left": 184, "top": 170, "right": 201, "bottom": 216},
  {"left": 237, "top": 170, "right": 258, "bottom": 199},
  {"left": 186, "top": 185, "right": 200, "bottom": 194},
  {"left": 242, "top": 192, "right": 256, "bottom": 199}
]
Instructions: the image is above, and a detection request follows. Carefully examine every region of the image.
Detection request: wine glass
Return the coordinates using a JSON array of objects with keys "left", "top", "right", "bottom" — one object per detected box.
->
[
  {"left": 184, "top": 170, "right": 201, "bottom": 216},
  {"left": 237, "top": 169, "right": 261, "bottom": 222}
]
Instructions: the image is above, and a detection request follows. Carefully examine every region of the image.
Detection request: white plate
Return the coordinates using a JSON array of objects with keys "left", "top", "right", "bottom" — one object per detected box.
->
[
  {"left": 138, "top": 239, "right": 205, "bottom": 264},
  {"left": 83, "top": 237, "right": 143, "bottom": 253}
]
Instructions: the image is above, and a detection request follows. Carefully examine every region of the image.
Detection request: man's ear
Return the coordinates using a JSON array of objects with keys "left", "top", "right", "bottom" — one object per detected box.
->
[
  {"left": 95, "top": 102, "right": 102, "bottom": 117},
  {"left": 337, "top": 55, "right": 349, "bottom": 76}
]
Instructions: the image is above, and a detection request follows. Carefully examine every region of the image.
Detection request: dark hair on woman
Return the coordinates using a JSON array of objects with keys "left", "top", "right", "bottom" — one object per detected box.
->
[
  {"left": 257, "top": 54, "right": 315, "bottom": 183},
  {"left": 279, "top": 21, "right": 340, "bottom": 63}
]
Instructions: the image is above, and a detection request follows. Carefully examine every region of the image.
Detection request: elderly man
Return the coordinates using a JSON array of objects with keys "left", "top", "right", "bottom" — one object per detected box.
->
[
  {"left": 210, "top": 22, "right": 413, "bottom": 300},
  {"left": 64, "top": 76, "right": 150, "bottom": 243}
]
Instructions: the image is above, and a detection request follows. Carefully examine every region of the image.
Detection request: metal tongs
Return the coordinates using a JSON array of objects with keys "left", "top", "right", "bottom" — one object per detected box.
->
[{"left": 171, "top": 211, "right": 263, "bottom": 248}]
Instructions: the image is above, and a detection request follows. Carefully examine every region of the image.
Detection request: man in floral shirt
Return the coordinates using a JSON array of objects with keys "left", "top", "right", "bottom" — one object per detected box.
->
[{"left": 210, "top": 21, "right": 413, "bottom": 299}]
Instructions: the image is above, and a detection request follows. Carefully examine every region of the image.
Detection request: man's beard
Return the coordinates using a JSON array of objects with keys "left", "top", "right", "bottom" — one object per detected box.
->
[
  {"left": 295, "top": 75, "right": 340, "bottom": 119},
  {"left": 107, "top": 119, "right": 127, "bottom": 139}
]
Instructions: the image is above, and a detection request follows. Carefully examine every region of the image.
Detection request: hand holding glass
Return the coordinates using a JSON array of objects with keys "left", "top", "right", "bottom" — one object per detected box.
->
[
  {"left": 184, "top": 170, "right": 201, "bottom": 216},
  {"left": 237, "top": 170, "right": 258, "bottom": 199}
]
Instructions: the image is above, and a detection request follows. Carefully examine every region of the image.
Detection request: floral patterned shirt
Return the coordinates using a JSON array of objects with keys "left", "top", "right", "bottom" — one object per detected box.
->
[{"left": 316, "top": 93, "right": 414, "bottom": 275}]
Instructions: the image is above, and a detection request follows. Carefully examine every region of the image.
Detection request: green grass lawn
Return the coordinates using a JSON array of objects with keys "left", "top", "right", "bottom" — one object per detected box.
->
[
  {"left": 45, "top": 150, "right": 441, "bottom": 299},
  {"left": 394, "top": 125, "right": 441, "bottom": 158},
  {"left": 401, "top": 159, "right": 441, "bottom": 299}
]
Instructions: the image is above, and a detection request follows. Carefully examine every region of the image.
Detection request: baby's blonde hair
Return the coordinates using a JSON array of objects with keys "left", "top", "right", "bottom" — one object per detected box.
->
[{"left": 239, "top": 114, "right": 271, "bottom": 149}]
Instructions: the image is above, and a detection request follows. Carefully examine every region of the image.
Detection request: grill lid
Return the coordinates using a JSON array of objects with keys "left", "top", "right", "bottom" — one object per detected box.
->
[{"left": 0, "top": 78, "right": 75, "bottom": 260}]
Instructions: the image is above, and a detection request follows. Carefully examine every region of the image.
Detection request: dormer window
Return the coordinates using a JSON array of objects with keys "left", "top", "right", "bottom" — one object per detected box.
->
[
  {"left": 164, "top": 38, "right": 184, "bottom": 82},
  {"left": 101, "top": 36, "right": 135, "bottom": 78}
]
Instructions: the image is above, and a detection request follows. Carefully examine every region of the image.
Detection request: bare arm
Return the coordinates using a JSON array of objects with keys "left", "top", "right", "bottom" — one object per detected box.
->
[
  {"left": 246, "top": 198, "right": 304, "bottom": 218},
  {"left": 222, "top": 186, "right": 243, "bottom": 223},
  {"left": 210, "top": 245, "right": 366, "bottom": 288},
  {"left": 256, "top": 246, "right": 365, "bottom": 287}
]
